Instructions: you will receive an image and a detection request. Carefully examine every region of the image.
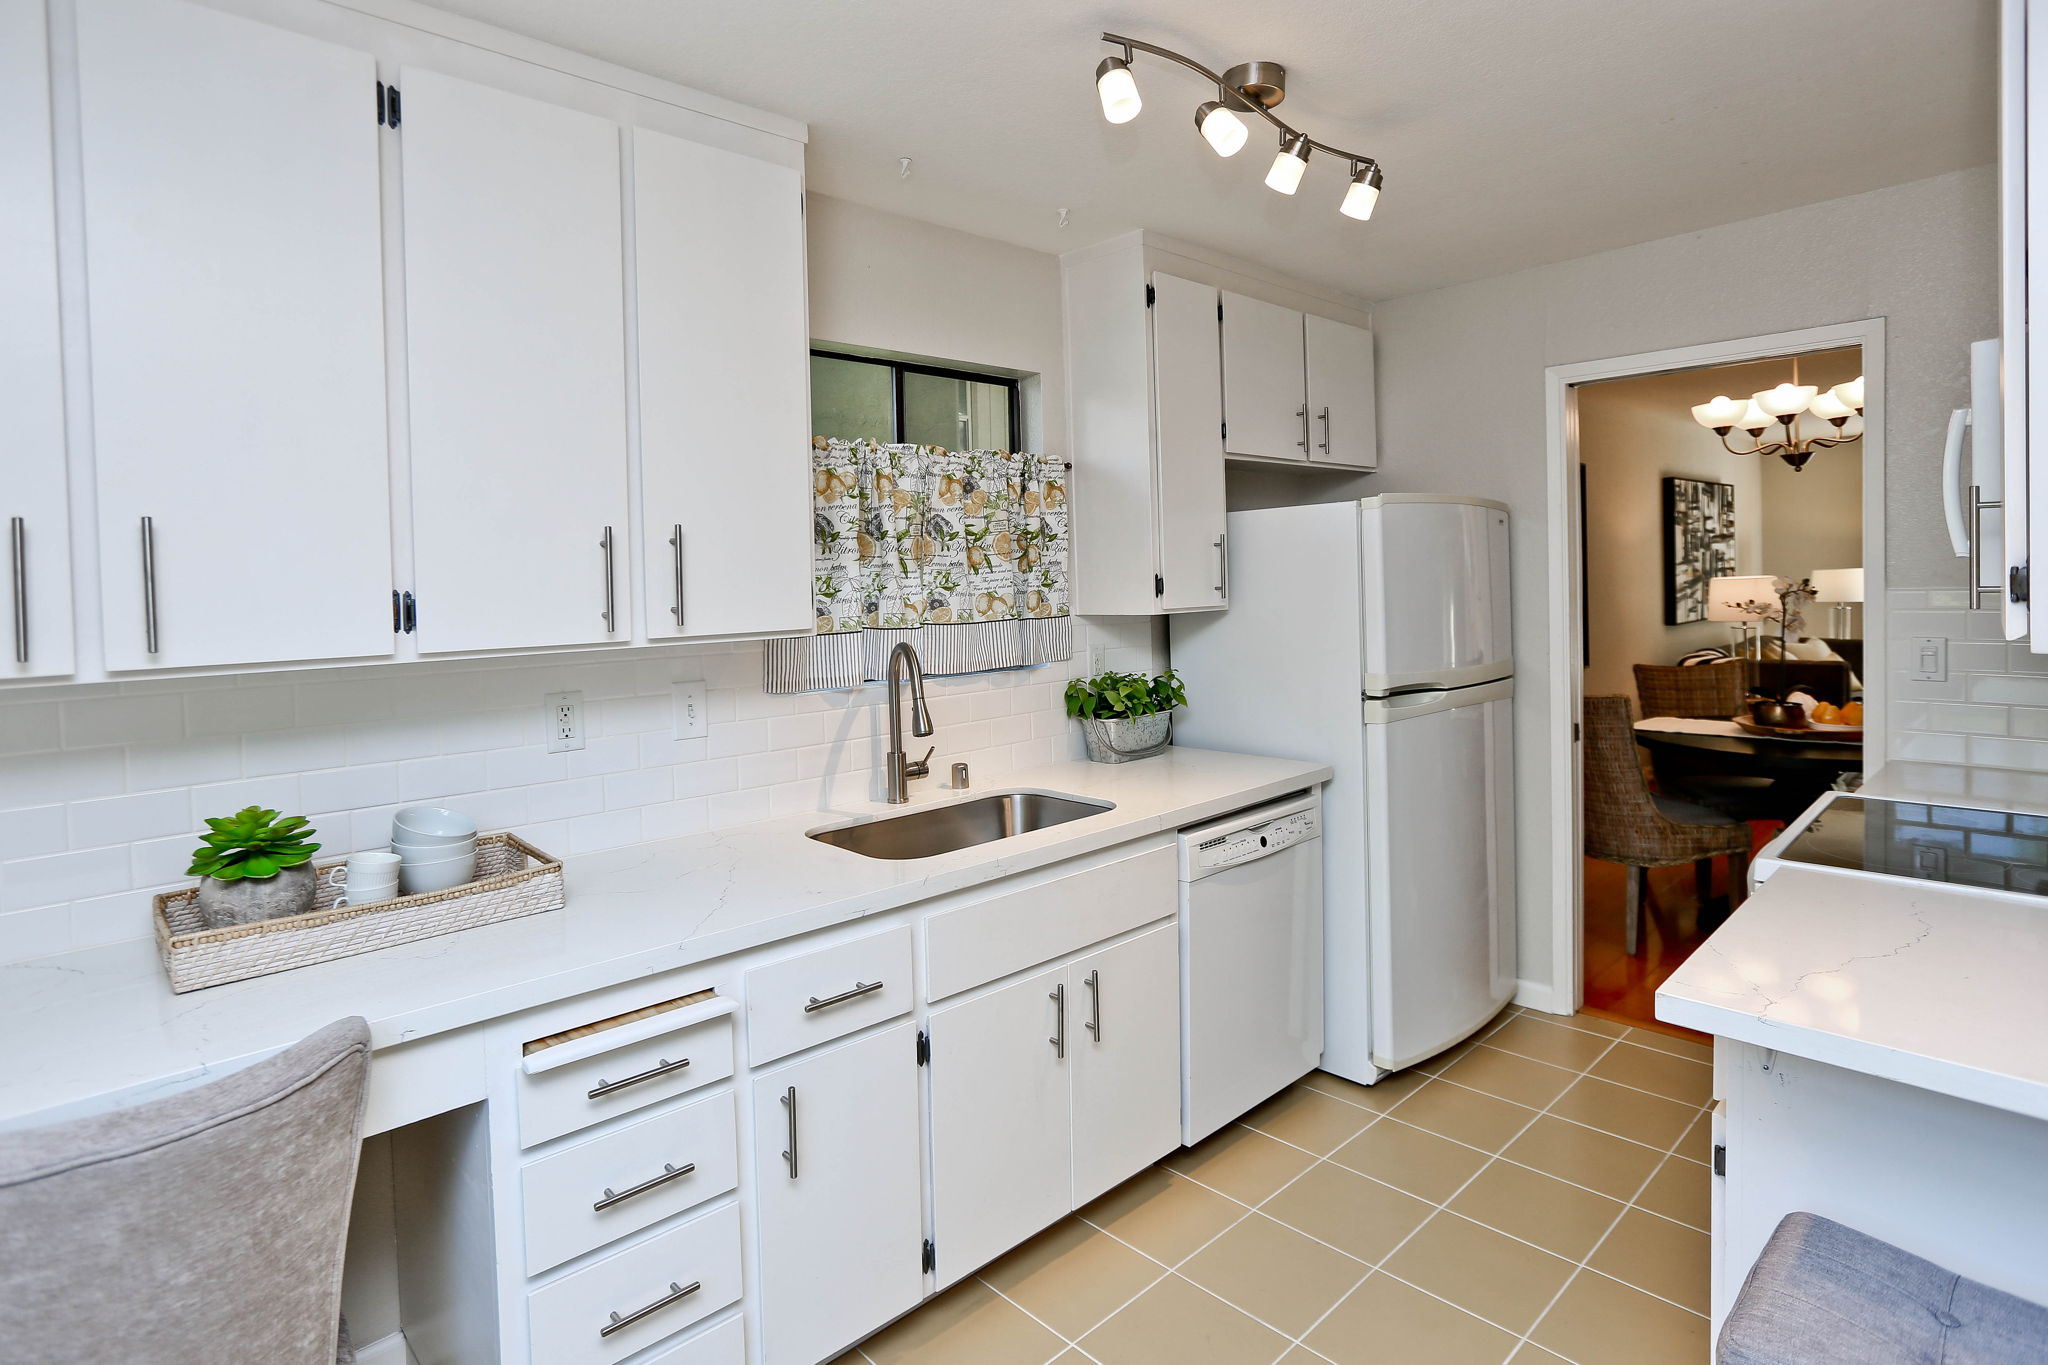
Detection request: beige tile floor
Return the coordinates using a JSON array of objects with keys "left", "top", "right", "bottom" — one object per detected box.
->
[{"left": 837, "top": 1007, "right": 1713, "bottom": 1365}]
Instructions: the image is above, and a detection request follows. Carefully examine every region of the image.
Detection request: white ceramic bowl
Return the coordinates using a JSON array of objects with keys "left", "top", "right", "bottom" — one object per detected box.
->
[
  {"left": 392, "top": 831, "right": 477, "bottom": 855},
  {"left": 398, "top": 848, "right": 478, "bottom": 895},
  {"left": 391, "top": 806, "right": 477, "bottom": 844}
]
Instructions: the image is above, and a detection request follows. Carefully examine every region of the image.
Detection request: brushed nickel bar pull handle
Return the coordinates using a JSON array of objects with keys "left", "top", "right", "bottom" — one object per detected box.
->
[
  {"left": 8, "top": 517, "right": 25, "bottom": 664},
  {"left": 594, "top": 1160, "right": 696, "bottom": 1212},
  {"left": 1083, "top": 969, "right": 1102, "bottom": 1041},
  {"left": 805, "top": 979, "right": 883, "bottom": 1013},
  {"left": 140, "top": 516, "right": 159, "bottom": 655},
  {"left": 587, "top": 1055, "right": 689, "bottom": 1100},
  {"left": 1296, "top": 405, "right": 1309, "bottom": 450},
  {"left": 780, "top": 1086, "right": 798, "bottom": 1179},
  {"left": 1213, "top": 533, "right": 1227, "bottom": 597},
  {"left": 1318, "top": 406, "right": 1331, "bottom": 455},
  {"left": 1969, "top": 484, "right": 2005, "bottom": 610},
  {"left": 669, "top": 523, "right": 685, "bottom": 626},
  {"left": 1049, "top": 982, "right": 1067, "bottom": 1059},
  {"left": 600, "top": 1280, "right": 701, "bottom": 1338},
  {"left": 599, "top": 525, "right": 616, "bottom": 632}
]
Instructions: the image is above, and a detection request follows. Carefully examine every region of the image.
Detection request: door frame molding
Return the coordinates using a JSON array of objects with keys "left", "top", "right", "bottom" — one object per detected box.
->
[{"left": 1540, "top": 318, "right": 1888, "bottom": 1015}]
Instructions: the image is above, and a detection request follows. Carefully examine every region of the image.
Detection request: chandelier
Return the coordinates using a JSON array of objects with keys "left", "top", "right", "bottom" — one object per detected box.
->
[
  {"left": 1687, "top": 360, "right": 1865, "bottom": 472},
  {"left": 1094, "top": 34, "right": 1385, "bottom": 221}
]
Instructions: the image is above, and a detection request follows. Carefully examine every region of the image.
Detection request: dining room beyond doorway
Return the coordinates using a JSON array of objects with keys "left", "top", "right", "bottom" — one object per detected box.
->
[{"left": 1573, "top": 347, "right": 1865, "bottom": 1030}]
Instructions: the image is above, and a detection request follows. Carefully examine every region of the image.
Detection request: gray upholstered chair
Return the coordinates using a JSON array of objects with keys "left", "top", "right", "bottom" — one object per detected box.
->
[
  {"left": 1722, "top": 1212, "right": 2048, "bottom": 1363},
  {"left": 1583, "top": 695, "right": 1751, "bottom": 955},
  {"left": 0, "top": 1016, "right": 371, "bottom": 1365}
]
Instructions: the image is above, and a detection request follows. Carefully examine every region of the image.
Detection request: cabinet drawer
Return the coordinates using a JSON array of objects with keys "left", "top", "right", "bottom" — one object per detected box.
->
[
  {"left": 744, "top": 925, "right": 913, "bottom": 1065},
  {"left": 522, "top": 1091, "right": 738, "bottom": 1275},
  {"left": 639, "top": 1315, "right": 743, "bottom": 1365},
  {"left": 925, "top": 845, "right": 1177, "bottom": 1000},
  {"left": 519, "top": 1008, "right": 734, "bottom": 1148},
  {"left": 527, "top": 1202, "right": 741, "bottom": 1365}
]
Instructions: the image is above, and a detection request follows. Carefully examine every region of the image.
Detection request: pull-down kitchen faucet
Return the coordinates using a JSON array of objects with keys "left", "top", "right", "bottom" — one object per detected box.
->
[{"left": 884, "top": 641, "right": 935, "bottom": 803}]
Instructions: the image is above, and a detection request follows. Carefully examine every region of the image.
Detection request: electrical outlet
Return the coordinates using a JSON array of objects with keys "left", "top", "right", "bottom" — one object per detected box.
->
[
  {"left": 544, "top": 691, "right": 585, "bottom": 753},
  {"left": 1087, "top": 644, "right": 1107, "bottom": 675},
  {"left": 672, "top": 680, "right": 707, "bottom": 740}
]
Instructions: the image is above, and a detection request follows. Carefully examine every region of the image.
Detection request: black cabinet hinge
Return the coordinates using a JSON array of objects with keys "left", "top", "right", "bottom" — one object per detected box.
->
[
  {"left": 400, "top": 591, "right": 417, "bottom": 635},
  {"left": 921, "top": 1239, "right": 936, "bottom": 1274},
  {"left": 915, "top": 1030, "right": 930, "bottom": 1066},
  {"left": 1145, "top": 284, "right": 1155, "bottom": 308},
  {"left": 377, "top": 81, "right": 401, "bottom": 128},
  {"left": 1712, "top": 1143, "right": 1726, "bottom": 1176},
  {"left": 2013, "top": 564, "right": 2031, "bottom": 605},
  {"left": 1221, "top": 421, "right": 1228, "bottom": 441},
  {"left": 1217, "top": 300, "right": 1224, "bottom": 322},
  {"left": 1153, "top": 574, "right": 1165, "bottom": 597}
]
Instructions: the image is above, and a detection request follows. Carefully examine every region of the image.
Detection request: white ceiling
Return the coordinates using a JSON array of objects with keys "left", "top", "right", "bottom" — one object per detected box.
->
[{"left": 429, "top": 0, "right": 1998, "bottom": 301}]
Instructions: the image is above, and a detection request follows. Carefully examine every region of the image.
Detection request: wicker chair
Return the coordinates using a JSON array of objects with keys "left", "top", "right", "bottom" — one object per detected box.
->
[
  {"left": 1634, "top": 659, "right": 1751, "bottom": 719},
  {"left": 1583, "top": 695, "right": 1751, "bottom": 955}
]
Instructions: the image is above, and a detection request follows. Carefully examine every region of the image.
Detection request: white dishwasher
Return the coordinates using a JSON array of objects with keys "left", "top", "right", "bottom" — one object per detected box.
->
[{"left": 1179, "top": 789, "right": 1325, "bottom": 1144}]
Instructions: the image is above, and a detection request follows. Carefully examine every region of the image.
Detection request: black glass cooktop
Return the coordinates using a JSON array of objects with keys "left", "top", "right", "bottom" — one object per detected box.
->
[{"left": 1779, "top": 797, "right": 2048, "bottom": 897}]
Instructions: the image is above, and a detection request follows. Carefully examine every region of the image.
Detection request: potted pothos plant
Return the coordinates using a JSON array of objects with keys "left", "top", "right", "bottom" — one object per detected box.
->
[
  {"left": 1064, "top": 668, "right": 1187, "bottom": 763},
  {"left": 187, "top": 806, "right": 322, "bottom": 928}
]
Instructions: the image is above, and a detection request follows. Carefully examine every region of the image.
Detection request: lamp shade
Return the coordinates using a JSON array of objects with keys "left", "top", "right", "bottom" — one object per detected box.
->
[
  {"left": 1096, "top": 57, "right": 1141, "bottom": 124},
  {"left": 1691, "top": 395, "right": 1749, "bottom": 430},
  {"left": 1756, "top": 383, "right": 1818, "bottom": 418},
  {"left": 1195, "top": 100, "right": 1249, "bottom": 156},
  {"left": 1340, "top": 164, "right": 1383, "bottom": 221},
  {"left": 1705, "top": 574, "right": 1780, "bottom": 622},
  {"left": 1738, "top": 400, "right": 1774, "bottom": 433},
  {"left": 1807, "top": 391, "right": 1856, "bottom": 422},
  {"left": 1265, "top": 133, "right": 1310, "bottom": 194},
  {"left": 1811, "top": 567, "right": 1864, "bottom": 603},
  {"left": 1831, "top": 376, "right": 1865, "bottom": 412}
]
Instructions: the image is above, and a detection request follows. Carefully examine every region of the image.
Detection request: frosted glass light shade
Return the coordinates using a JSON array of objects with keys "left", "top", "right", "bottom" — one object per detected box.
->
[
  {"left": 1807, "top": 391, "right": 1856, "bottom": 421},
  {"left": 1195, "top": 101, "right": 1248, "bottom": 156},
  {"left": 1757, "top": 382, "right": 1818, "bottom": 417},
  {"left": 1096, "top": 58, "right": 1141, "bottom": 124},
  {"left": 1706, "top": 574, "right": 1780, "bottom": 622},
  {"left": 1265, "top": 134, "right": 1309, "bottom": 194},
  {"left": 1340, "top": 164, "right": 1383, "bottom": 220},
  {"left": 1692, "top": 395, "right": 1749, "bottom": 429},
  {"left": 1832, "top": 375, "right": 1865, "bottom": 411},
  {"left": 1811, "top": 567, "right": 1864, "bottom": 603},
  {"left": 1739, "top": 400, "right": 1774, "bottom": 432}
]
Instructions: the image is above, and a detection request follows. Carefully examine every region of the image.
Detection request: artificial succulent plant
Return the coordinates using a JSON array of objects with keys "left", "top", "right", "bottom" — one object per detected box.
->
[{"left": 186, "top": 806, "right": 321, "bottom": 882}]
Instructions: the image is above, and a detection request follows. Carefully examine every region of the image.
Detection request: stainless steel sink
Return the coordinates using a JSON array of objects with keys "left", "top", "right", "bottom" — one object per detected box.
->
[{"left": 808, "top": 791, "right": 1114, "bottom": 860}]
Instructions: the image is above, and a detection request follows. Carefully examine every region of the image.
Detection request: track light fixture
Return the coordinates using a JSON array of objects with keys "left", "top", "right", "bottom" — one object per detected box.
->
[{"left": 1094, "top": 32, "right": 1385, "bottom": 222}]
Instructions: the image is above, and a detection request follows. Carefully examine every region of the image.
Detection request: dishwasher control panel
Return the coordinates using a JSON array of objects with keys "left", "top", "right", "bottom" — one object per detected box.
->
[{"left": 1190, "top": 806, "right": 1320, "bottom": 875}]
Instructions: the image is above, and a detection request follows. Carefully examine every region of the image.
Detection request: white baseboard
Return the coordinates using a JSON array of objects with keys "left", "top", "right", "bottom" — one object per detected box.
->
[
  {"left": 1512, "top": 979, "right": 1569, "bottom": 1015},
  {"left": 354, "top": 1332, "right": 413, "bottom": 1365}
]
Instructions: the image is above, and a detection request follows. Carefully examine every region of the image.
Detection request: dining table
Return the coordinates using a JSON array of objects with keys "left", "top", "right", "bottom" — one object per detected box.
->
[{"left": 1633, "top": 716, "right": 1863, "bottom": 822}]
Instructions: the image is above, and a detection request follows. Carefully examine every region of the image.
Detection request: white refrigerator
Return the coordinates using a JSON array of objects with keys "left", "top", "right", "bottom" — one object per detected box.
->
[{"left": 1171, "top": 495, "right": 1516, "bottom": 1083}]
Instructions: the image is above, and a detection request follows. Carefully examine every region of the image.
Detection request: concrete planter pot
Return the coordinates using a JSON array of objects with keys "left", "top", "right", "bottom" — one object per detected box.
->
[
  {"left": 1079, "top": 710, "right": 1173, "bottom": 763},
  {"left": 194, "top": 862, "right": 317, "bottom": 929}
]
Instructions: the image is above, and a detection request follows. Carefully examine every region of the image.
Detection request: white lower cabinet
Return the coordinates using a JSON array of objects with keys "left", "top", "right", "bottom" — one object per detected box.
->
[
  {"left": 1068, "top": 924, "right": 1183, "bottom": 1207},
  {"left": 526, "top": 1201, "right": 741, "bottom": 1365},
  {"left": 928, "top": 921, "right": 1181, "bottom": 1285},
  {"left": 750, "top": 1022, "right": 925, "bottom": 1365},
  {"left": 928, "top": 963, "right": 1073, "bottom": 1286}
]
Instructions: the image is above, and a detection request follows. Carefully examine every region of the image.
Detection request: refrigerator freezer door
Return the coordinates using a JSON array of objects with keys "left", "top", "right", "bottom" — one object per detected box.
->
[
  {"left": 1359, "top": 497, "right": 1513, "bottom": 693},
  {"left": 1365, "top": 683, "right": 1516, "bottom": 1071}
]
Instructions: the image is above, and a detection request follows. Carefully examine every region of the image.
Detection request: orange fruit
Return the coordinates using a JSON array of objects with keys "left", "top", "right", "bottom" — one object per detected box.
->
[
  {"left": 1839, "top": 701, "right": 1864, "bottom": 725},
  {"left": 1810, "top": 702, "right": 1841, "bottom": 725}
]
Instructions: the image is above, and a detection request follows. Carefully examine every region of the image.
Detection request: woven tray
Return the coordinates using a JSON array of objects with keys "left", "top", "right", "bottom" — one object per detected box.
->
[{"left": 154, "top": 833, "right": 563, "bottom": 994}]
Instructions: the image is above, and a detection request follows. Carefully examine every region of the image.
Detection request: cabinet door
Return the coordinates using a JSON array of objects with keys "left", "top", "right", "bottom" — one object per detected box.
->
[
  {"left": 400, "top": 67, "right": 629, "bottom": 654},
  {"left": 1, "top": 0, "right": 72, "bottom": 679},
  {"left": 1304, "top": 315, "right": 1378, "bottom": 470},
  {"left": 1150, "top": 274, "right": 1228, "bottom": 612},
  {"left": 76, "top": 0, "right": 391, "bottom": 671},
  {"left": 751, "top": 1022, "right": 924, "bottom": 1365},
  {"left": 1069, "top": 924, "right": 1182, "bottom": 1207},
  {"left": 1220, "top": 291, "right": 1308, "bottom": 462},
  {"left": 635, "top": 129, "right": 811, "bottom": 641},
  {"left": 928, "top": 963, "right": 1071, "bottom": 1286}
]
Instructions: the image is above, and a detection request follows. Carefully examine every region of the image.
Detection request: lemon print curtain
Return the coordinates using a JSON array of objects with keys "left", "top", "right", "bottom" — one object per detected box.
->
[{"left": 764, "top": 440, "right": 1072, "bottom": 693}]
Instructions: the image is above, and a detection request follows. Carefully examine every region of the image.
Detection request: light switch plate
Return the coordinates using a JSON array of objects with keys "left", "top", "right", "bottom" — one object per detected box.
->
[
  {"left": 672, "top": 681, "right": 707, "bottom": 740},
  {"left": 1910, "top": 636, "right": 1948, "bottom": 683}
]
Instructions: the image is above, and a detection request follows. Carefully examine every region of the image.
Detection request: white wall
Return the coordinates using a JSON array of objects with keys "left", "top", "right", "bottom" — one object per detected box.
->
[
  {"left": 1368, "top": 165, "right": 2031, "bottom": 1001},
  {"left": 0, "top": 199, "right": 1160, "bottom": 966}
]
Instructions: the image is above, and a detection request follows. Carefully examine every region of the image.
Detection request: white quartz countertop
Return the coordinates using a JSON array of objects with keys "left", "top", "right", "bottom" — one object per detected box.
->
[
  {"left": 1657, "top": 861, "right": 2048, "bottom": 1121},
  {"left": 0, "top": 747, "right": 1328, "bottom": 1128}
]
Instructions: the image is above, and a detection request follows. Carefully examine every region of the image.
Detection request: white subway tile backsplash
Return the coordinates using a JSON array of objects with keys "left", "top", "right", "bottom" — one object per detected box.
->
[
  {"left": 706, "top": 718, "right": 771, "bottom": 759},
  {"left": 739, "top": 749, "right": 798, "bottom": 790},
  {"left": 301, "top": 764, "right": 400, "bottom": 814},
  {"left": 244, "top": 725, "right": 349, "bottom": 777},
  {"left": 526, "top": 776, "right": 605, "bottom": 824},
  {"left": 568, "top": 808, "right": 642, "bottom": 854},
  {"left": 1965, "top": 674, "right": 2048, "bottom": 707},
  {"left": 187, "top": 686, "right": 296, "bottom": 736},
  {"left": 603, "top": 767, "right": 672, "bottom": 810},
  {"left": 0, "top": 906, "right": 71, "bottom": 960},
  {"left": 60, "top": 693, "right": 186, "bottom": 749},
  {"left": 397, "top": 754, "right": 490, "bottom": 803},
  {"left": 126, "top": 738, "right": 239, "bottom": 793},
  {"left": 188, "top": 775, "right": 301, "bottom": 820},
  {"left": 0, "top": 805, "right": 67, "bottom": 860},
  {"left": 565, "top": 734, "right": 639, "bottom": 779},
  {"left": 1, "top": 846, "right": 131, "bottom": 912},
  {"left": 67, "top": 790, "right": 191, "bottom": 849},
  {"left": 0, "top": 702, "right": 60, "bottom": 755}
]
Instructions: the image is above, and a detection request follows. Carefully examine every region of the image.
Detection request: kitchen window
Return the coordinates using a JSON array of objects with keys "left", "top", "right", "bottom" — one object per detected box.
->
[{"left": 809, "top": 350, "right": 1022, "bottom": 452}]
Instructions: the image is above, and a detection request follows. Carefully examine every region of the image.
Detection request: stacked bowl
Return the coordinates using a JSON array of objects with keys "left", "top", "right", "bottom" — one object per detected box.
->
[{"left": 392, "top": 806, "right": 479, "bottom": 895}]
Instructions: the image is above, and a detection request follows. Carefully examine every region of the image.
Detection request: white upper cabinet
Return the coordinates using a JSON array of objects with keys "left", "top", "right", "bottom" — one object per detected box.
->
[
  {"left": 1151, "top": 274, "right": 1230, "bottom": 612},
  {"left": 75, "top": 0, "right": 392, "bottom": 672},
  {"left": 634, "top": 129, "right": 811, "bottom": 641},
  {"left": 1305, "top": 314, "right": 1379, "bottom": 471},
  {"left": 1, "top": 0, "right": 73, "bottom": 679},
  {"left": 1221, "top": 291, "right": 1309, "bottom": 462},
  {"left": 400, "top": 67, "right": 630, "bottom": 655}
]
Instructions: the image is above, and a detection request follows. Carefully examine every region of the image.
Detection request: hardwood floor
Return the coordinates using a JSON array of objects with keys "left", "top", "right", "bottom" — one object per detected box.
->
[{"left": 1580, "top": 827, "right": 1773, "bottom": 1040}]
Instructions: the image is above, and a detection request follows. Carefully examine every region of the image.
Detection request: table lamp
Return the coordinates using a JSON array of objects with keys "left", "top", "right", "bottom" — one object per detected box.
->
[
  {"left": 1811, "top": 567, "right": 1863, "bottom": 638},
  {"left": 1706, "top": 575, "right": 1779, "bottom": 658}
]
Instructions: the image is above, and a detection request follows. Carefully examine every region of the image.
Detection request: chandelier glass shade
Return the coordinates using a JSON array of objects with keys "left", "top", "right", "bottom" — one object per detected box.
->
[{"left": 1688, "top": 364, "right": 1865, "bottom": 472}]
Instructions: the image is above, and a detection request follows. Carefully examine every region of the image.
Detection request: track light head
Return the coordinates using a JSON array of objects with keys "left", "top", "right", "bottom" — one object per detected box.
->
[
  {"left": 1195, "top": 99, "right": 1249, "bottom": 157},
  {"left": 1340, "top": 162, "right": 1383, "bottom": 220},
  {"left": 1265, "top": 132, "right": 1310, "bottom": 195},
  {"left": 1096, "top": 55, "right": 1141, "bottom": 124}
]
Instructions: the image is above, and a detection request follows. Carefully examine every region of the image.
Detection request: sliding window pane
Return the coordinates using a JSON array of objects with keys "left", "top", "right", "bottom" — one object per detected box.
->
[
  {"left": 903, "top": 371, "right": 1014, "bottom": 451},
  {"left": 810, "top": 354, "right": 893, "bottom": 442}
]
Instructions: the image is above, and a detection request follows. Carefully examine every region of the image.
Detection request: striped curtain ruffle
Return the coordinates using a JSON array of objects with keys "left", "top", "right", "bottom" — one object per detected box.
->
[{"left": 763, "top": 439, "right": 1072, "bottom": 693}]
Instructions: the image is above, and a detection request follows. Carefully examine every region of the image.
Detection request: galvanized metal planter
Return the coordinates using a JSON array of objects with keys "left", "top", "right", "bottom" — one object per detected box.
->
[{"left": 1078, "top": 710, "right": 1173, "bottom": 763}]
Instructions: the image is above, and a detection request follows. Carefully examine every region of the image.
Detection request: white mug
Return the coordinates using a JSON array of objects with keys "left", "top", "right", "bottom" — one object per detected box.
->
[{"left": 327, "top": 852, "right": 401, "bottom": 905}]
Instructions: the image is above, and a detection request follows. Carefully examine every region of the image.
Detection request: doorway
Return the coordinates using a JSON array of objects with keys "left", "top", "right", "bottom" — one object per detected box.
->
[{"left": 1542, "top": 321, "right": 1888, "bottom": 1026}]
